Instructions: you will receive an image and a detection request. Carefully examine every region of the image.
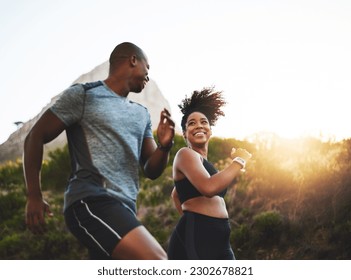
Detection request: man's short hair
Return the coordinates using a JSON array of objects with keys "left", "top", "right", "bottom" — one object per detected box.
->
[{"left": 109, "top": 42, "right": 145, "bottom": 66}]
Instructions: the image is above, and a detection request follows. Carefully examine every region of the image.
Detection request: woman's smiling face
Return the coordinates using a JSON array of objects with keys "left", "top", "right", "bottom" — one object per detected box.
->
[{"left": 184, "top": 111, "right": 212, "bottom": 145}]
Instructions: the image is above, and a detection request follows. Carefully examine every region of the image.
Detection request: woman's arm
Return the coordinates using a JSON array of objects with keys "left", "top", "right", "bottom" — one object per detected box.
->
[{"left": 174, "top": 147, "right": 251, "bottom": 197}]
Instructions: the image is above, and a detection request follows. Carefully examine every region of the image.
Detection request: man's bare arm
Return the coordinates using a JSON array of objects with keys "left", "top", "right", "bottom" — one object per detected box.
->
[{"left": 23, "top": 109, "right": 66, "bottom": 233}]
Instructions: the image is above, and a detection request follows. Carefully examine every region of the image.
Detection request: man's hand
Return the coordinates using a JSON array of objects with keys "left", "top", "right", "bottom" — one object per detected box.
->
[
  {"left": 157, "top": 108, "right": 175, "bottom": 148},
  {"left": 25, "top": 196, "right": 53, "bottom": 234}
]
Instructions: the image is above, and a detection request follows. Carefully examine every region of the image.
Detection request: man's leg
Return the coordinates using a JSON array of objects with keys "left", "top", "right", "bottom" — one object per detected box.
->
[
  {"left": 65, "top": 196, "right": 166, "bottom": 260},
  {"left": 112, "top": 225, "right": 167, "bottom": 260}
]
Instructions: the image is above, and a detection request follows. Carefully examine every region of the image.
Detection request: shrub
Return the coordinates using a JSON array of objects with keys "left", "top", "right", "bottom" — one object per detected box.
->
[
  {"left": 252, "top": 211, "right": 284, "bottom": 247},
  {"left": 41, "top": 145, "right": 71, "bottom": 191},
  {"left": 0, "top": 160, "right": 24, "bottom": 190}
]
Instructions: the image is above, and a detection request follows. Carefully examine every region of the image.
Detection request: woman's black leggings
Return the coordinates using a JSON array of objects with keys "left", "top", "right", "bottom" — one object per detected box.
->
[{"left": 167, "top": 211, "right": 235, "bottom": 260}]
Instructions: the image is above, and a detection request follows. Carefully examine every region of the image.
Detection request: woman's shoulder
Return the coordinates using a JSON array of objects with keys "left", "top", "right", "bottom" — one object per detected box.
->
[
  {"left": 175, "top": 147, "right": 203, "bottom": 163},
  {"left": 176, "top": 146, "right": 190, "bottom": 155},
  {"left": 176, "top": 147, "right": 196, "bottom": 157}
]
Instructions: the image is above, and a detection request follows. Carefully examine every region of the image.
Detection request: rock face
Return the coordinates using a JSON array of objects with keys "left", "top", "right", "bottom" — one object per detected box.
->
[{"left": 0, "top": 61, "right": 172, "bottom": 163}]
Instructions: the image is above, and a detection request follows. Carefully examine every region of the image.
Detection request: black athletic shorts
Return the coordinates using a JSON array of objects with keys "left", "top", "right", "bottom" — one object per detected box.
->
[
  {"left": 64, "top": 195, "right": 141, "bottom": 259},
  {"left": 167, "top": 211, "right": 235, "bottom": 260}
]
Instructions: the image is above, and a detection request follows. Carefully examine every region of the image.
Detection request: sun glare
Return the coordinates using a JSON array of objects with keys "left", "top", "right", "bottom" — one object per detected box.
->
[{"left": 212, "top": 89, "right": 348, "bottom": 142}]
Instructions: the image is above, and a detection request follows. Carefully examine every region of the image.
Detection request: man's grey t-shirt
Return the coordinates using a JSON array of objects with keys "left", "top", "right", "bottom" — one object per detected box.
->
[{"left": 50, "top": 81, "right": 153, "bottom": 214}]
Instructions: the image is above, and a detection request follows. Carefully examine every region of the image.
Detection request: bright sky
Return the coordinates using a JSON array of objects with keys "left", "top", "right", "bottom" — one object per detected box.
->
[{"left": 1, "top": 0, "right": 350, "bottom": 145}]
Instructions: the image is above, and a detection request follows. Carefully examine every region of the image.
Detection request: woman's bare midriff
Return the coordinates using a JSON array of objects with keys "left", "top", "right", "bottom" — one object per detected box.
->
[{"left": 181, "top": 195, "right": 228, "bottom": 218}]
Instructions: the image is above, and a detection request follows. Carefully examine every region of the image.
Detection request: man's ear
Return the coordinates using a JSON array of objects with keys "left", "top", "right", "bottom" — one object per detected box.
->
[{"left": 130, "top": 55, "right": 138, "bottom": 67}]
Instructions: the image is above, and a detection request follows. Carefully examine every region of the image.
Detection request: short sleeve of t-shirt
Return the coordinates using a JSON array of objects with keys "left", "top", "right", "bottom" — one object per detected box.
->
[
  {"left": 144, "top": 111, "right": 153, "bottom": 139},
  {"left": 50, "top": 84, "right": 85, "bottom": 126}
]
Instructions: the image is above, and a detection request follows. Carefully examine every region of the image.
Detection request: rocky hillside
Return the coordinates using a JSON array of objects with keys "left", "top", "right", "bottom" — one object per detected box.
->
[{"left": 0, "top": 61, "right": 172, "bottom": 163}]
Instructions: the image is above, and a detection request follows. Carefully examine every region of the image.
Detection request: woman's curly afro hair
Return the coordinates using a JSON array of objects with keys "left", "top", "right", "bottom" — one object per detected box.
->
[{"left": 179, "top": 87, "right": 226, "bottom": 131}]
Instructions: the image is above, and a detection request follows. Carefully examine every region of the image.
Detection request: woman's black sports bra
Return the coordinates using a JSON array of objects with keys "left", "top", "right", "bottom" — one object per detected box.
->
[{"left": 174, "top": 158, "right": 227, "bottom": 204}]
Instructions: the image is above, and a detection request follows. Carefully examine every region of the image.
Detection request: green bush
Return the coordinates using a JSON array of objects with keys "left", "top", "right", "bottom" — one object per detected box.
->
[
  {"left": 251, "top": 211, "right": 284, "bottom": 248},
  {"left": 0, "top": 160, "right": 24, "bottom": 190},
  {"left": 139, "top": 166, "right": 174, "bottom": 207},
  {"left": 140, "top": 203, "right": 179, "bottom": 250},
  {"left": 0, "top": 190, "right": 26, "bottom": 222},
  {"left": 0, "top": 186, "right": 87, "bottom": 259},
  {"left": 41, "top": 145, "right": 71, "bottom": 191},
  {"left": 0, "top": 225, "right": 87, "bottom": 259},
  {"left": 232, "top": 224, "right": 250, "bottom": 249}
]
